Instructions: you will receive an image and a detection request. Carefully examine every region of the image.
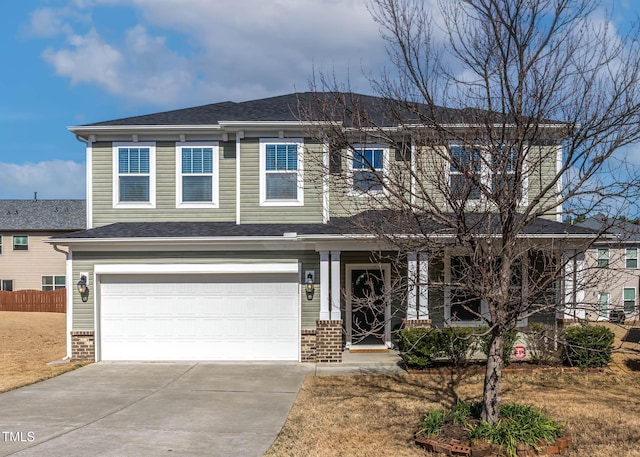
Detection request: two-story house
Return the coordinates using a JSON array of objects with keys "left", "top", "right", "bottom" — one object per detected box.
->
[
  {"left": 48, "top": 93, "right": 597, "bottom": 363},
  {"left": 0, "top": 199, "right": 85, "bottom": 292},
  {"left": 578, "top": 215, "right": 640, "bottom": 322}
]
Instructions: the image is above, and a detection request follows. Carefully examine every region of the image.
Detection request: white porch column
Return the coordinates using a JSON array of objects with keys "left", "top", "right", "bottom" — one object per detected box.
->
[
  {"left": 320, "top": 251, "right": 330, "bottom": 320},
  {"left": 330, "top": 250, "right": 341, "bottom": 320},
  {"left": 562, "top": 250, "right": 586, "bottom": 321},
  {"left": 407, "top": 252, "right": 418, "bottom": 319},
  {"left": 418, "top": 252, "right": 429, "bottom": 319}
]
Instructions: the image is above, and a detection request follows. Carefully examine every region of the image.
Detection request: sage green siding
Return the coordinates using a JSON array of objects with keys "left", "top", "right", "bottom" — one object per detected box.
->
[
  {"left": 71, "top": 250, "right": 320, "bottom": 331},
  {"left": 238, "top": 138, "right": 324, "bottom": 223},
  {"left": 91, "top": 141, "right": 237, "bottom": 227}
]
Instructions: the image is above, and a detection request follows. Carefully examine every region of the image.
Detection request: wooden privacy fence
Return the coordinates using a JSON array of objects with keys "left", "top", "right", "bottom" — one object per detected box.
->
[{"left": 0, "top": 289, "right": 66, "bottom": 313}]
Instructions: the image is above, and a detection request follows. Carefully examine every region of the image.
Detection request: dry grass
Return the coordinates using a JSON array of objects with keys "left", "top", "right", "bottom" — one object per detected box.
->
[
  {"left": 0, "top": 311, "right": 87, "bottom": 393},
  {"left": 268, "top": 323, "right": 640, "bottom": 457}
]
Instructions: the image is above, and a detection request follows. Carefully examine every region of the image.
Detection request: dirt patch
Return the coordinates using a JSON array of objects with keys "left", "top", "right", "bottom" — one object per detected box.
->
[{"left": 0, "top": 311, "right": 87, "bottom": 393}]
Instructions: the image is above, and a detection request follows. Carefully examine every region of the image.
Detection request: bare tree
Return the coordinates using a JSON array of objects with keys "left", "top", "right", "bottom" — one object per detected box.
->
[{"left": 300, "top": 0, "right": 640, "bottom": 424}]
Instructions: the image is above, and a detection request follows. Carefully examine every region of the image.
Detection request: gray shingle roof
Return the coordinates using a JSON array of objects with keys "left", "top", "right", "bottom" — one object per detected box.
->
[
  {"left": 52, "top": 212, "right": 595, "bottom": 240},
  {"left": 0, "top": 200, "right": 86, "bottom": 231},
  {"left": 577, "top": 215, "right": 640, "bottom": 242},
  {"left": 82, "top": 92, "right": 471, "bottom": 128}
]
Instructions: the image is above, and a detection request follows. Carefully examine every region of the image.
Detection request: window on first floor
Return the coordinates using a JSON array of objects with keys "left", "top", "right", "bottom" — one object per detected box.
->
[
  {"left": 1, "top": 280, "right": 13, "bottom": 291},
  {"left": 0, "top": 235, "right": 2, "bottom": 255},
  {"left": 13, "top": 236, "right": 28, "bottom": 251},
  {"left": 623, "top": 288, "right": 636, "bottom": 314},
  {"left": 626, "top": 248, "right": 638, "bottom": 269},
  {"left": 598, "top": 292, "right": 610, "bottom": 318},
  {"left": 42, "top": 275, "right": 66, "bottom": 291}
]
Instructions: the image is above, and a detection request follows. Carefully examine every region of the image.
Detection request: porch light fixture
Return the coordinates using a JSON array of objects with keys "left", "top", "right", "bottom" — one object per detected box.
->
[
  {"left": 305, "top": 272, "right": 315, "bottom": 301},
  {"left": 77, "top": 274, "right": 89, "bottom": 302}
]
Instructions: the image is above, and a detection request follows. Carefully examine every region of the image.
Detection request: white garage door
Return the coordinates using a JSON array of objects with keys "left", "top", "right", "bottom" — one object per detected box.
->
[{"left": 99, "top": 273, "right": 299, "bottom": 361}]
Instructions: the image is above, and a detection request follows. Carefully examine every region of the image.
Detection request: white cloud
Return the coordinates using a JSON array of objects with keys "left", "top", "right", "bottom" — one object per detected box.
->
[
  {"left": 0, "top": 161, "right": 85, "bottom": 200},
  {"left": 30, "top": 0, "right": 391, "bottom": 107}
]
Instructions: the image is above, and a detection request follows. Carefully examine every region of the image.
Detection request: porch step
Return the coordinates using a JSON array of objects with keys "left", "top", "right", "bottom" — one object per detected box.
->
[{"left": 349, "top": 345, "right": 389, "bottom": 353}]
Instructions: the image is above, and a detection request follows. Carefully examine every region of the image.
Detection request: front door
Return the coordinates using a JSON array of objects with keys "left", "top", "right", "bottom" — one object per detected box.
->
[{"left": 347, "top": 265, "right": 390, "bottom": 347}]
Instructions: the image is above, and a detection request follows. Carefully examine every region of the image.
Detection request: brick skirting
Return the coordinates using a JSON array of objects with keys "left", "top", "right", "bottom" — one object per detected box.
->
[
  {"left": 301, "top": 329, "right": 317, "bottom": 363},
  {"left": 316, "top": 320, "right": 343, "bottom": 363},
  {"left": 403, "top": 319, "right": 432, "bottom": 329},
  {"left": 70, "top": 331, "right": 95, "bottom": 361}
]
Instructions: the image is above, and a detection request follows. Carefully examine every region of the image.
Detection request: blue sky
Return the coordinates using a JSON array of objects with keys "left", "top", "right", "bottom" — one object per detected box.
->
[{"left": 1, "top": 0, "right": 639, "bottom": 200}]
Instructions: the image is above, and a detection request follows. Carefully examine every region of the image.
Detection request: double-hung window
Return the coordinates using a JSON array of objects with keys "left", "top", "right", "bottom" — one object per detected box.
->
[
  {"left": 350, "top": 147, "right": 386, "bottom": 193},
  {"left": 597, "top": 248, "right": 609, "bottom": 268},
  {"left": 177, "top": 142, "right": 218, "bottom": 207},
  {"left": 449, "top": 146, "right": 481, "bottom": 200},
  {"left": 492, "top": 146, "right": 522, "bottom": 200},
  {"left": 623, "top": 288, "right": 636, "bottom": 314},
  {"left": 259, "top": 139, "right": 304, "bottom": 206},
  {"left": 13, "top": 236, "right": 28, "bottom": 251},
  {"left": 447, "top": 255, "right": 484, "bottom": 324},
  {"left": 0, "top": 235, "right": 2, "bottom": 255},
  {"left": 626, "top": 248, "right": 638, "bottom": 269},
  {"left": 113, "top": 142, "right": 156, "bottom": 208}
]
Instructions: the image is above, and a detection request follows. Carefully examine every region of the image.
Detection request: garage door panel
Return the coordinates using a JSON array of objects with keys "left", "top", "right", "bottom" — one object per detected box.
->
[{"left": 100, "top": 273, "right": 299, "bottom": 361}]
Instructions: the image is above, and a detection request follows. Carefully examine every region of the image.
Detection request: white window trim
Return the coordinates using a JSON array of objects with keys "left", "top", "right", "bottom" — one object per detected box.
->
[
  {"left": 112, "top": 142, "right": 156, "bottom": 209},
  {"left": 259, "top": 138, "right": 304, "bottom": 207},
  {"left": 13, "top": 235, "right": 29, "bottom": 251},
  {"left": 347, "top": 144, "right": 389, "bottom": 197},
  {"left": 42, "top": 275, "right": 66, "bottom": 291},
  {"left": 445, "top": 144, "right": 529, "bottom": 206},
  {"left": 175, "top": 142, "right": 219, "bottom": 209}
]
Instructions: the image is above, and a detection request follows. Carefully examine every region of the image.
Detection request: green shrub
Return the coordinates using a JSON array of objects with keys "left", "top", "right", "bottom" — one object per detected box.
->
[
  {"left": 419, "top": 408, "right": 444, "bottom": 437},
  {"left": 398, "top": 327, "right": 479, "bottom": 367},
  {"left": 523, "top": 323, "right": 558, "bottom": 365},
  {"left": 478, "top": 328, "right": 519, "bottom": 365},
  {"left": 436, "top": 327, "right": 479, "bottom": 366},
  {"left": 562, "top": 325, "right": 614, "bottom": 368},
  {"left": 397, "top": 327, "right": 439, "bottom": 368}
]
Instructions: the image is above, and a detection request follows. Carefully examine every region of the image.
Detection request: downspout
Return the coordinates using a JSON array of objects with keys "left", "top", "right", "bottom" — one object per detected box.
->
[
  {"left": 74, "top": 134, "right": 93, "bottom": 229},
  {"left": 53, "top": 244, "right": 73, "bottom": 360}
]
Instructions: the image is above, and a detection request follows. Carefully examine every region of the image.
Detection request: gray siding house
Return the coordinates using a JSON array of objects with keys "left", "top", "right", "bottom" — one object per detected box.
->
[{"left": 49, "top": 93, "right": 595, "bottom": 363}]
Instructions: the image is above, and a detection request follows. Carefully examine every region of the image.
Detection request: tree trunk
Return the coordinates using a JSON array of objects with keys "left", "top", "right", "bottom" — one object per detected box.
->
[{"left": 481, "top": 330, "right": 504, "bottom": 424}]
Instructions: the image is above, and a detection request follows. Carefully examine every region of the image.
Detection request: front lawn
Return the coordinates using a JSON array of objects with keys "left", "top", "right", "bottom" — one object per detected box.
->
[{"left": 0, "top": 311, "right": 86, "bottom": 393}]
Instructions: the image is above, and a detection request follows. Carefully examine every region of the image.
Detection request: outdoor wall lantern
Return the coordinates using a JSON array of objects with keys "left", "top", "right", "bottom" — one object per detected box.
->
[
  {"left": 77, "top": 274, "right": 89, "bottom": 302},
  {"left": 305, "top": 271, "right": 315, "bottom": 301}
]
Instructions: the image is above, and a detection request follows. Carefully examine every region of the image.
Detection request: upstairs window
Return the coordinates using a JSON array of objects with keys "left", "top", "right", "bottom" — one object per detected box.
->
[
  {"left": 597, "top": 248, "right": 609, "bottom": 268},
  {"left": 492, "top": 146, "right": 522, "bottom": 199},
  {"left": 350, "top": 147, "right": 386, "bottom": 193},
  {"left": 177, "top": 143, "right": 219, "bottom": 207},
  {"left": 113, "top": 143, "right": 156, "bottom": 208},
  {"left": 259, "top": 139, "right": 304, "bottom": 206},
  {"left": 13, "top": 236, "right": 28, "bottom": 251},
  {"left": 449, "top": 146, "right": 481, "bottom": 200},
  {"left": 626, "top": 248, "right": 638, "bottom": 269}
]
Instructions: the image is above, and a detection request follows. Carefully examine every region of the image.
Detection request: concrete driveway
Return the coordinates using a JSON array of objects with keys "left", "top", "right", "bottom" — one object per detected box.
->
[{"left": 0, "top": 362, "right": 314, "bottom": 457}]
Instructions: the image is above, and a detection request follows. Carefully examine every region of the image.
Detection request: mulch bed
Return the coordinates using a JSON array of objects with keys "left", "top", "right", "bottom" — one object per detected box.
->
[{"left": 403, "top": 361, "right": 614, "bottom": 376}]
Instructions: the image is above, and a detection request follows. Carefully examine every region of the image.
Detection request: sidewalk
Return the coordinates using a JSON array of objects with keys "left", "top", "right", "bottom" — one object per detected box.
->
[{"left": 313, "top": 350, "right": 407, "bottom": 375}]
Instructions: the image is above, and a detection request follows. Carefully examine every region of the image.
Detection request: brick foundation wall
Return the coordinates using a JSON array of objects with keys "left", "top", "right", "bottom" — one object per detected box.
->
[
  {"left": 71, "top": 331, "right": 95, "bottom": 361},
  {"left": 316, "top": 320, "right": 343, "bottom": 363},
  {"left": 403, "top": 319, "right": 432, "bottom": 330},
  {"left": 301, "top": 329, "right": 317, "bottom": 363}
]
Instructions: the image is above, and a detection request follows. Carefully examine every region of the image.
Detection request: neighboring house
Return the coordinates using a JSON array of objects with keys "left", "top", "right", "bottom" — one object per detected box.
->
[
  {"left": 48, "top": 93, "right": 597, "bottom": 363},
  {"left": 0, "top": 199, "right": 85, "bottom": 291},
  {"left": 578, "top": 215, "right": 640, "bottom": 322}
]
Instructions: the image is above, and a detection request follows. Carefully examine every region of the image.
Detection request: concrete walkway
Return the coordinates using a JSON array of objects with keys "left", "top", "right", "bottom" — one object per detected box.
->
[{"left": 0, "top": 362, "right": 314, "bottom": 457}]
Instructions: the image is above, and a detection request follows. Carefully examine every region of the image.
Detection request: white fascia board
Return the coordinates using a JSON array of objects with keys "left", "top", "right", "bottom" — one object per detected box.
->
[
  {"left": 45, "top": 236, "right": 305, "bottom": 246},
  {"left": 94, "top": 263, "right": 299, "bottom": 275},
  {"left": 68, "top": 125, "right": 223, "bottom": 133}
]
